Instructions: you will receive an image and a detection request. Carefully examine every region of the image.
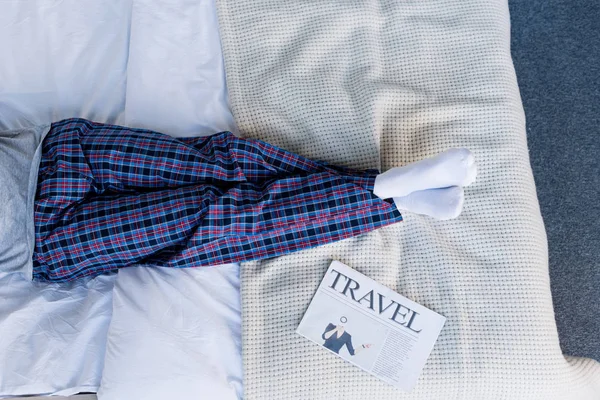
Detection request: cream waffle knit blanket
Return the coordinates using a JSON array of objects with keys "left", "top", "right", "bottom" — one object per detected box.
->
[{"left": 215, "top": 0, "right": 600, "bottom": 398}]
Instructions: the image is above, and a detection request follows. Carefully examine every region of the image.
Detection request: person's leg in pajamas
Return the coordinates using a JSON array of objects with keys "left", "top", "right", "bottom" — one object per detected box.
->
[{"left": 33, "top": 119, "right": 475, "bottom": 282}]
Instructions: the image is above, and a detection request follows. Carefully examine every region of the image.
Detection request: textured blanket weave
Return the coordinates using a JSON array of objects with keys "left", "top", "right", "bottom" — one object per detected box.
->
[{"left": 216, "top": 0, "right": 600, "bottom": 398}]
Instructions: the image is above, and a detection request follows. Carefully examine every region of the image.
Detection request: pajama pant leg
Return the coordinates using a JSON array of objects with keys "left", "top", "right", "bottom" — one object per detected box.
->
[{"left": 33, "top": 119, "right": 402, "bottom": 282}]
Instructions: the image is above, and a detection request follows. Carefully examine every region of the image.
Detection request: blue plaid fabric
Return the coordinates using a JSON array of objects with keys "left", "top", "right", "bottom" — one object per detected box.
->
[{"left": 33, "top": 119, "right": 402, "bottom": 282}]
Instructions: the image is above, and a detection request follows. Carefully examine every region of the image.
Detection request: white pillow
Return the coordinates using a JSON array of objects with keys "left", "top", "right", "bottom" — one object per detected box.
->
[
  {"left": 0, "top": 272, "right": 116, "bottom": 397},
  {"left": 122, "top": 0, "right": 236, "bottom": 136},
  {"left": 98, "top": 265, "right": 243, "bottom": 400},
  {"left": 0, "top": 125, "right": 49, "bottom": 278}
]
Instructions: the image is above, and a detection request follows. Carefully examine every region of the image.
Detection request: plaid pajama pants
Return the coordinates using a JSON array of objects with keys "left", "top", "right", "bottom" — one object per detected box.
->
[{"left": 33, "top": 119, "right": 402, "bottom": 282}]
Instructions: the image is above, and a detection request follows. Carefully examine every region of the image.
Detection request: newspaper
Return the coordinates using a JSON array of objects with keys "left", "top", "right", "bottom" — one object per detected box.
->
[{"left": 296, "top": 260, "right": 446, "bottom": 392}]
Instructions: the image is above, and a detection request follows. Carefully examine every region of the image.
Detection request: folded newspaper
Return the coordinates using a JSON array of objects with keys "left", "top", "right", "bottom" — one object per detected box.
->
[{"left": 297, "top": 261, "right": 446, "bottom": 392}]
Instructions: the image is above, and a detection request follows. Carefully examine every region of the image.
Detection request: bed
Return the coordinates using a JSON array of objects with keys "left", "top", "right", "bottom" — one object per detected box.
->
[{"left": 1, "top": 0, "right": 599, "bottom": 399}]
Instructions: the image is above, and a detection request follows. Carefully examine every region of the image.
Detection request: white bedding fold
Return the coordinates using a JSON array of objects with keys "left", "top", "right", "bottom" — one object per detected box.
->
[
  {"left": 98, "top": 265, "right": 243, "bottom": 400},
  {"left": 0, "top": 273, "right": 116, "bottom": 397}
]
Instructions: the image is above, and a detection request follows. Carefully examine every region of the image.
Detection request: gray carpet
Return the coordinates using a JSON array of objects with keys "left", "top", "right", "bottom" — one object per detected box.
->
[{"left": 509, "top": 0, "right": 600, "bottom": 361}]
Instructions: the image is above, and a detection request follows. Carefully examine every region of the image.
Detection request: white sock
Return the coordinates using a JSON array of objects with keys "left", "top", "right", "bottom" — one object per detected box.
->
[
  {"left": 393, "top": 186, "right": 464, "bottom": 220},
  {"left": 373, "top": 148, "right": 476, "bottom": 199}
]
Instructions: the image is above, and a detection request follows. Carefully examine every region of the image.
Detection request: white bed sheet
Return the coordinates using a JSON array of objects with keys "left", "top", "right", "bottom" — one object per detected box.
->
[
  {"left": 0, "top": 0, "right": 241, "bottom": 397},
  {"left": 98, "top": 265, "right": 242, "bottom": 400},
  {"left": 0, "top": 273, "right": 116, "bottom": 397}
]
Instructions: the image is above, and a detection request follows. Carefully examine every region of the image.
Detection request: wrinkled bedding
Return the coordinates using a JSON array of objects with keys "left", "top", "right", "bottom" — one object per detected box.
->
[
  {"left": 0, "top": 0, "right": 240, "bottom": 398},
  {"left": 99, "top": 265, "right": 242, "bottom": 400},
  {"left": 0, "top": 273, "right": 115, "bottom": 397}
]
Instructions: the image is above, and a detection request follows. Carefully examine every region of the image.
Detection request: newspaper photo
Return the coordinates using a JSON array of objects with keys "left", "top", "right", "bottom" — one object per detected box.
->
[{"left": 296, "top": 260, "right": 446, "bottom": 392}]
